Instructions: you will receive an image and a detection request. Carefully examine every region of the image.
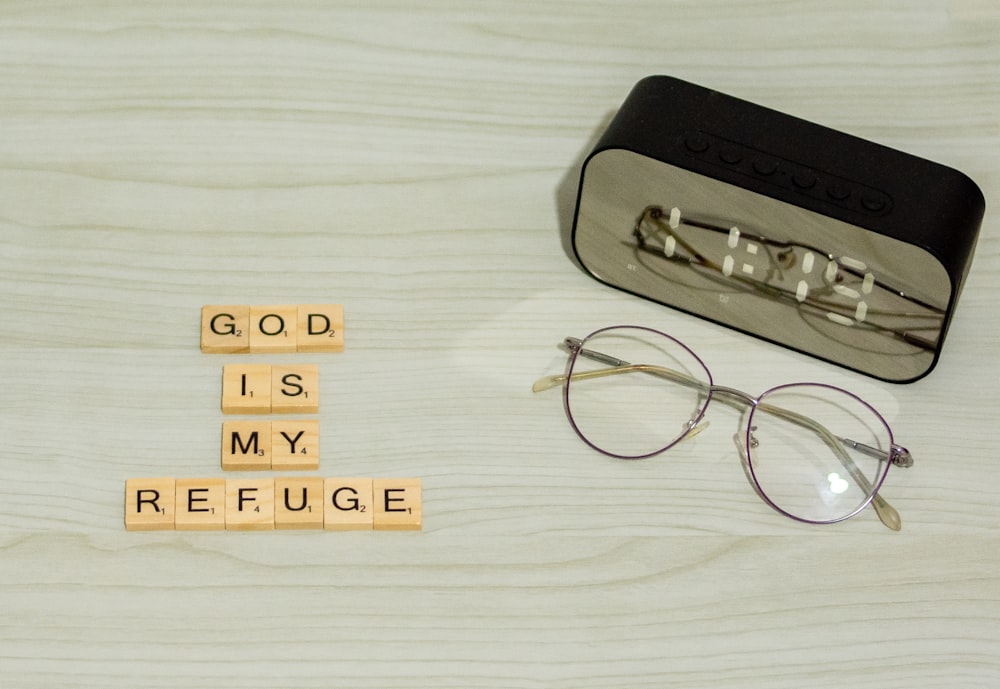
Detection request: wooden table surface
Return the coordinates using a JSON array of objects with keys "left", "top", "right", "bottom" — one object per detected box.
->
[{"left": 1, "top": 2, "right": 997, "bottom": 687}]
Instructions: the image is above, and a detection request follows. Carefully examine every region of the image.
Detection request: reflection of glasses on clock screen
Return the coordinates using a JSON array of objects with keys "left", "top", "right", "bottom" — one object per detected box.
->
[{"left": 629, "top": 205, "right": 945, "bottom": 353}]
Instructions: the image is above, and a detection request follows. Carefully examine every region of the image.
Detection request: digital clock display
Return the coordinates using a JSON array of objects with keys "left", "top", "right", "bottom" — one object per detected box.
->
[
  {"left": 568, "top": 76, "right": 983, "bottom": 383},
  {"left": 573, "top": 149, "right": 952, "bottom": 382}
]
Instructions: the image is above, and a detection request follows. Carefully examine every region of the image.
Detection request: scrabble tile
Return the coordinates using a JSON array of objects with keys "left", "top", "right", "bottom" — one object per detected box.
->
[
  {"left": 274, "top": 476, "right": 325, "bottom": 530},
  {"left": 297, "top": 304, "right": 344, "bottom": 352},
  {"left": 222, "top": 364, "right": 272, "bottom": 414},
  {"left": 249, "top": 305, "right": 298, "bottom": 353},
  {"left": 271, "top": 364, "right": 319, "bottom": 414},
  {"left": 373, "top": 478, "right": 422, "bottom": 531},
  {"left": 200, "top": 305, "right": 251, "bottom": 353},
  {"left": 324, "top": 478, "right": 374, "bottom": 531},
  {"left": 175, "top": 478, "right": 226, "bottom": 530},
  {"left": 125, "top": 478, "right": 176, "bottom": 531},
  {"left": 271, "top": 419, "right": 320, "bottom": 471},
  {"left": 221, "top": 421, "right": 272, "bottom": 471},
  {"left": 225, "top": 479, "right": 275, "bottom": 531}
]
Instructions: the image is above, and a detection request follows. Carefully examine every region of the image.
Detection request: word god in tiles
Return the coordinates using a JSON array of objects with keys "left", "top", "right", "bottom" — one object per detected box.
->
[{"left": 201, "top": 304, "right": 344, "bottom": 353}]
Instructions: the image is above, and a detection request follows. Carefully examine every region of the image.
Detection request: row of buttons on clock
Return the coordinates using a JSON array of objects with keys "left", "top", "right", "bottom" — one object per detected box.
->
[{"left": 682, "top": 132, "right": 891, "bottom": 215}]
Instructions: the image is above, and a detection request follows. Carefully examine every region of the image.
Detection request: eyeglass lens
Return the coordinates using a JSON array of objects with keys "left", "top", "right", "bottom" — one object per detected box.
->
[
  {"left": 565, "top": 326, "right": 712, "bottom": 459},
  {"left": 746, "top": 384, "right": 893, "bottom": 523}
]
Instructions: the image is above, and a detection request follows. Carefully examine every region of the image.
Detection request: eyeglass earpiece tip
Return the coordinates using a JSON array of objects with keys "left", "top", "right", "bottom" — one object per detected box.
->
[
  {"left": 873, "top": 495, "right": 902, "bottom": 531},
  {"left": 531, "top": 375, "right": 564, "bottom": 393}
]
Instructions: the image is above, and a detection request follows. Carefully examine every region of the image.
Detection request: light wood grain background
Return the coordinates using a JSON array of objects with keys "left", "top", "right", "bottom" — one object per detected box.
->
[{"left": 1, "top": 1, "right": 998, "bottom": 687}]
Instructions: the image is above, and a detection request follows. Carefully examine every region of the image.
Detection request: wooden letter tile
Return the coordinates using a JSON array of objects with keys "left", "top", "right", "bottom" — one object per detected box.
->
[
  {"left": 221, "top": 421, "right": 272, "bottom": 471},
  {"left": 225, "top": 479, "right": 275, "bottom": 531},
  {"left": 373, "top": 478, "right": 422, "bottom": 531},
  {"left": 274, "top": 476, "right": 324, "bottom": 530},
  {"left": 270, "top": 419, "right": 320, "bottom": 471},
  {"left": 200, "top": 305, "right": 251, "bottom": 354},
  {"left": 324, "top": 478, "right": 374, "bottom": 531},
  {"left": 271, "top": 365, "right": 319, "bottom": 414},
  {"left": 222, "top": 364, "right": 272, "bottom": 414},
  {"left": 297, "top": 304, "right": 344, "bottom": 353},
  {"left": 175, "top": 478, "right": 226, "bottom": 530},
  {"left": 125, "top": 478, "right": 176, "bottom": 531},
  {"left": 249, "top": 305, "right": 297, "bottom": 353}
]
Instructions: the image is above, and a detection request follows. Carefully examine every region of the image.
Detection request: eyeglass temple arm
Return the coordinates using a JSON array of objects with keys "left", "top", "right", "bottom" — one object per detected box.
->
[
  {"left": 532, "top": 360, "right": 696, "bottom": 394},
  {"left": 532, "top": 338, "right": 704, "bottom": 392},
  {"left": 531, "top": 339, "right": 910, "bottom": 530}
]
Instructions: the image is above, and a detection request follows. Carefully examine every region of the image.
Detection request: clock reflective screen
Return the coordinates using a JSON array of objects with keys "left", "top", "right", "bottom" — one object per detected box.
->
[{"left": 574, "top": 149, "right": 951, "bottom": 382}]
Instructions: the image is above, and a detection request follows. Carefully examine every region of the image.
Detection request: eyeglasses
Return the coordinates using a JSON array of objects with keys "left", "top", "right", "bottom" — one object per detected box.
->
[{"left": 532, "top": 325, "right": 913, "bottom": 530}]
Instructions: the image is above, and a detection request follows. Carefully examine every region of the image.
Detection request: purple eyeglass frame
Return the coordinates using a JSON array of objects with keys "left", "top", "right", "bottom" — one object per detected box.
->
[{"left": 533, "top": 325, "right": 913, "bottom": 530}]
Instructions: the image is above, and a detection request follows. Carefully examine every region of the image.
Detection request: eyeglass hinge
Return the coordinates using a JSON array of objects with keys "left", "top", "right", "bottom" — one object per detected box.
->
[{"left": 891, "top": 445, "right": 913, "bottom": 468}]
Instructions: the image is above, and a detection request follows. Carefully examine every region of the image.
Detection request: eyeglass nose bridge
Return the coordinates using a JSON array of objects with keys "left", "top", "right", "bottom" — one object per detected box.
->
[
  {"left": 706, "top": 384, "right": 759, "bottom": 408},
  {"left": 677, "top": 385, "right": 758, "bottom": 446}
]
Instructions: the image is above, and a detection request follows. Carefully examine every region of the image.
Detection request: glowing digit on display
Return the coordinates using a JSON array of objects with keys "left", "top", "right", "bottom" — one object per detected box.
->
[
  {"left": 663, "top": 235, "right": 676, "bottom": 258},
  {"left": 668, "top": 206, "right": 681, "bottom": 229},
  {"left": 825, "top": 259, "right": 839, "bottom": 283},
  {"left": 862, "top": 273, "right": 874, "bottom": 295},
  {"left": 823, "top": 256, "right": 875, "bottom": 326},
  {"left": 833, "top": 284, "right": 861, "bottom": 299},
  {"left": 840, "top": 256, "right": 868, "bottom": 271},
  {"left": 723, "top": 227, "right": 758, "bottom": 279}
]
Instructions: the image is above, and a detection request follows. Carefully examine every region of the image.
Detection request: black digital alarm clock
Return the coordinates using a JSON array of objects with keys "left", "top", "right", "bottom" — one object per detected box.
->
[{"left": 570, "top": 75, "right": 985, "bottom": 383}]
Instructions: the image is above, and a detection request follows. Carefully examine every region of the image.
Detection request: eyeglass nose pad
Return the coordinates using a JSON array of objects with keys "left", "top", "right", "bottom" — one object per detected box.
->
[
  {"left": 733, "top": 432, "right": 751, "bottom": 470},
  {"left": 682, "top": 418, "right": 709, "bottom": 441},
  {"left": 734, "top": 433, "right": 747, "bottom": 460},
  {"left": 734, "top": 427, "right": 759, "bottom": 462},
  {"left": 733, "top": 431, "right": 769, "bottom": 502}
]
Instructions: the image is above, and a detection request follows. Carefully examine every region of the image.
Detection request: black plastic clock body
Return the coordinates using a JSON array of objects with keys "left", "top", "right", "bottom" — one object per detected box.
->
[{"left": 571, "top": 75, "right": 985, "bottom": 383}]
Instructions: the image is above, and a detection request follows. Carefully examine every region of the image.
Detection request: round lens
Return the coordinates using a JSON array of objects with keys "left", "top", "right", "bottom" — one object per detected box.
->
[
  {"left": 746, "top": 383, "right": 894, "bottom": 523},
  {"left": 565, "top": 326, "right": 712, "bottom": 459}
]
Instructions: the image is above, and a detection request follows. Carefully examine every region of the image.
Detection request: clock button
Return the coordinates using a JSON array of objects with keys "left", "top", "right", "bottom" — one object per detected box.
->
[
  {"left": 753, "top": 158, "right": 778, "bottom": 175},
  {"left": 793, "top": 170, "right": 817, "bottom": 189},
  {"left": 861, "top": 192, "right": 887, "bottom": 212},
  {"left": 683, "top": 133, "right": 710, "bottom": 153},
  {"left": 718, "top": 145, "right": 742, "bottom": 164},
  {"left": 826, "top": 183, "right": 851, "bottom": 201}
]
